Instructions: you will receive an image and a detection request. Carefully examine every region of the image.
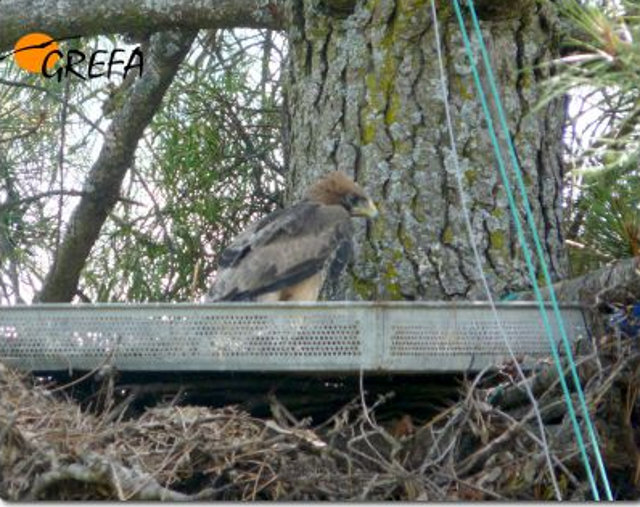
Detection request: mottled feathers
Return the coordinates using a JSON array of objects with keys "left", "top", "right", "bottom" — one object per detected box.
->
[{"left": 206, "top": 171, "right": 377, "bottom": 302}]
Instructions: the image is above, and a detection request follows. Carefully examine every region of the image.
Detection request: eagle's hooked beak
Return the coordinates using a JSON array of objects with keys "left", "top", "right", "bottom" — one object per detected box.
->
[{"left": 353, "top": 198, "right": 379, "bottom": 219}]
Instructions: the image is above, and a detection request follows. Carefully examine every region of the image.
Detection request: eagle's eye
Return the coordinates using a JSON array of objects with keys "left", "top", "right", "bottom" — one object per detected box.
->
[{"left": 341, "top": 193, "right": 361, "bottom": 211}]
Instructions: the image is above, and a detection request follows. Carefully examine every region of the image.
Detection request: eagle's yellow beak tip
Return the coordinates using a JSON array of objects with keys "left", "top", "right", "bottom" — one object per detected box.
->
[
  {"left": 352, "top": 199, "right": 379, "bottom": 219},
  {"left": 364, "top": 199, "right": 379, "bottom": 219}
]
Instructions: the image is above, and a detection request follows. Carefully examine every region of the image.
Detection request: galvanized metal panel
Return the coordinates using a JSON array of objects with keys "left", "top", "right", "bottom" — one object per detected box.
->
[{"left": 0, "top": 302, "right": 587, "bottom": 373}]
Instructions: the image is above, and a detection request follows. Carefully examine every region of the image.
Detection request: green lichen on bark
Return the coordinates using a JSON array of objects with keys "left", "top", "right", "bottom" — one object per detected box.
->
[
  {"left": 352, "top": 273, "right": 377, "bottom": 299},
  {"left": 286, "top": 0, "right": 567, "bottom": 301}
]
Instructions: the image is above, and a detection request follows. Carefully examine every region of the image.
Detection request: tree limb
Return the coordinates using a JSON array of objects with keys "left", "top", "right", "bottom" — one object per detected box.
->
[
  {"left": 0, "top": 0, "right": 285, "bottom": 53},
  {"left": 515, "top": 256, "right": 640, "bottom": 306},
  {"left": 29, "top": 451, "right": 203, "bottom": 501},
  {"left": 36, "top": 31, "right": 196, "bottom": 303}
]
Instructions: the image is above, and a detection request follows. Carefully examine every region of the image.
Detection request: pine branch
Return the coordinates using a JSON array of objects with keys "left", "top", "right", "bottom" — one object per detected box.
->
[
  {"left": 0, "top": 0, "right": 285, "bottom": 53},
  {"left": 516, "top": 256, "right": 640, "bottom": 305},
  {"left": 37, "top": 31, "right": 196, "bottom": 302}
]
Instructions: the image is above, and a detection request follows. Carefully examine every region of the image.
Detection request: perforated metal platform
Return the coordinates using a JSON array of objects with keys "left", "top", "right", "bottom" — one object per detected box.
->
[{"left": 0, "top": 302, "right": 588, "bottom": 373}]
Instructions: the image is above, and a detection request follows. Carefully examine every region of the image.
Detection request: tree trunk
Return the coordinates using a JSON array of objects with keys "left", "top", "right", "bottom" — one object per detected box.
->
[{"left": 284, "top": 0, "right": 567, "bottom": 301}]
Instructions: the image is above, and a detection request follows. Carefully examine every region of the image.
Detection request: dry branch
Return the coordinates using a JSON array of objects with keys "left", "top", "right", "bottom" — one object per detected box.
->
[
  {"left": 516, "top": 256, "right": 640, "bottom": 306},
  {"left": 1, "top": 333, "right": 638, "bottom": 500},
  {"left": 29, "top": 452, "right": 201, "bottom": 501}
]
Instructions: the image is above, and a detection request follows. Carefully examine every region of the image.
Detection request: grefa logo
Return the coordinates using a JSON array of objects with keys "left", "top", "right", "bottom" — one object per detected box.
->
[{"left": 2, "top": 32, "right": 143, "bottom": 81}]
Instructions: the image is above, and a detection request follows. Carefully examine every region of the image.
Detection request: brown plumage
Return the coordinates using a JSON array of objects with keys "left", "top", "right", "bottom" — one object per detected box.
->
[{"left": 206, "top": 171, "right": 378, "bottom": 302}]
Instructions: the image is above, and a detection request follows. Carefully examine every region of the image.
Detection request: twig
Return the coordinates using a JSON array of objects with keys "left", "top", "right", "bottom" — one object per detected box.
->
[{"left": 29, "top": 452, "right": 192, "bottom": 501}]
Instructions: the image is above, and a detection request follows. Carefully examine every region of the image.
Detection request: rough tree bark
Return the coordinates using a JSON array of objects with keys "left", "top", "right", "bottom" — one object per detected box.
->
[
  {"left": 0, "top": 0, "right": 284, "bottom": 52},
  {"left": 285, "top": 0, "right": 567, "bottom": 301},
  {"left": 517, "top": 256, "right": 640, "bottom": 307},
  {"left": 3, "top": 0, "right": 567, "bottom": 302}
]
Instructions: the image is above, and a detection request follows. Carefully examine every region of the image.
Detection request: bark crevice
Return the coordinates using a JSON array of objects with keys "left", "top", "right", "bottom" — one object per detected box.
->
[{"left": 287, "top": 0, "right": 567, "bottom": 301}]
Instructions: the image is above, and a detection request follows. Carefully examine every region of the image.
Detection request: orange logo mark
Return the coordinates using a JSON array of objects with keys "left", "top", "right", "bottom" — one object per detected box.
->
[{"left": 13, "top": 32, "right": 60, "bottom": 73}]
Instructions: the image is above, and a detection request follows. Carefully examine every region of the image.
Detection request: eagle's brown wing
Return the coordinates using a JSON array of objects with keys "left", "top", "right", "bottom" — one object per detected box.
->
[{"left": 207, "top": 201, "right": 353, "bottom": 302}]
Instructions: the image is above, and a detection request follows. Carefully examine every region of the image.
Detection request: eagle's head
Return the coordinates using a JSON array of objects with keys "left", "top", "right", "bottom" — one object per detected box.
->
[{"left": 305, "top": 171, "right": 379, "bottom": 219}]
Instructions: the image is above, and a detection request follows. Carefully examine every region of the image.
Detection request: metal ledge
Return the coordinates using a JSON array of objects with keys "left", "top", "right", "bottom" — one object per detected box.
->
[{"left": 0, "top": 302, "right": 588, "bottom": 373}]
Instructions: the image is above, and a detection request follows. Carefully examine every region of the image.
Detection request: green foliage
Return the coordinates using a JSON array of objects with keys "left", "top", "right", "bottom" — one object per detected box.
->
[
  {"left": 544, "top": 1, "right": 640, "bottom": 275},
  {"left": 584, "top": 169, "right": 640, "bottom": 258},
  {"left": 569, "top": 168, "right": 640, "bottom": 274},
  {"left": 82, "top": 31, "right": 285, "bottom": 302},
  {"left": 0, "top": 30, "right": 284, "bottom": 303},
  {"left": 0, "top": 52, "right": 94, "bottom": 303}
]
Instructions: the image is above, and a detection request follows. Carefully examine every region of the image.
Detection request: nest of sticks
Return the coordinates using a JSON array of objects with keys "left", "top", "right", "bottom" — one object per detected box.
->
[{"left": 0, "top": 334, "right": 638, "bottom": 501}]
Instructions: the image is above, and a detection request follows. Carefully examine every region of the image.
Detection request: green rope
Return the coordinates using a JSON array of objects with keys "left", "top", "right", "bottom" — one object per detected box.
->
[
  {"left": 463, "top": 3, "right": 613, "bottom": 499},
  {"left": 451, "top": 0, "right": 613, "bottom": 500}
]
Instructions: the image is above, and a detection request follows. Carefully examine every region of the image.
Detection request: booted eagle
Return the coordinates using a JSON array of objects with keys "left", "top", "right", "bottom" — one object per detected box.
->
[{"left": 206, "top": 171, "right": 378, "bottom": 302}]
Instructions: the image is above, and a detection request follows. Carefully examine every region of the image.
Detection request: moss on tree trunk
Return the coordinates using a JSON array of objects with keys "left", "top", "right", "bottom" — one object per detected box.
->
[{"left": 285, "top": 0, "right": 567, "bottom": 300}]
